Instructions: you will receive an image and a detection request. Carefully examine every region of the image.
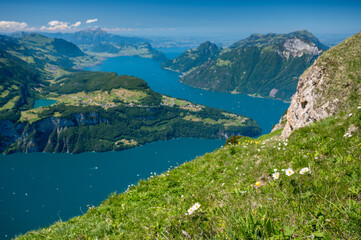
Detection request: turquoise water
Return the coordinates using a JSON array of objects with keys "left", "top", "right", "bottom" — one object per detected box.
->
[
  {"left": 0, "top": 48, "right": 289, "bottom": 239},
  {"left": 0, "top": 138, "right": 223, "bottom": 239},
  {"left": 33, "top": 99, "right": 57, "bottom": 109}
]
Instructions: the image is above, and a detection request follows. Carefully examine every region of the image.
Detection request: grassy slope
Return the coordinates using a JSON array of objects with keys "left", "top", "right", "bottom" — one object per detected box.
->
[
  {"left": 311, "top": 31, "right": 361, "bottom": 111},
  {"left": 17, "top": 106, "right": 361, "bottom": 239}
]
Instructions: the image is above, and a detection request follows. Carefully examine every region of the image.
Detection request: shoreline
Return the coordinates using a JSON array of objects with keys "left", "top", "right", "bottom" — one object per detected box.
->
[{"left": 161, "top": 66, "right": 291, "bottom": 104}]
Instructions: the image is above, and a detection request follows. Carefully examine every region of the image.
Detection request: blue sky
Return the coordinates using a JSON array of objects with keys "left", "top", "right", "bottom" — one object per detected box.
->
[{"left": 0, "top": 0, "right": 360, "bottom": 37}]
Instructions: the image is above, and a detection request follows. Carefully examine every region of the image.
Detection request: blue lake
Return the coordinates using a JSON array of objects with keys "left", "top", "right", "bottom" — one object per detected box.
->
[
  {"left": 0, "top": 48, "right": 289, "bottom": 239},
  {"left": 33, "top": 99, "right": 57, "bottom": 109},
  {"left": 0, "top": 139, "right": 223, "bottom": 239},
  {"left": 156, "top": 47, "right": 190, "bottom": 59}
]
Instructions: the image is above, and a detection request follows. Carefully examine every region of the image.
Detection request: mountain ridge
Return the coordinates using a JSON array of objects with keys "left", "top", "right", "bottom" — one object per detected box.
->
[
  {"left": 164, "top": 30, "right": 329, "bottom": 101},
  {"left": 162, "top": 41, "right": 222, "bottom": 73},
  {"left": 42, "top": 28, "right": 167, "bottom": 61}
]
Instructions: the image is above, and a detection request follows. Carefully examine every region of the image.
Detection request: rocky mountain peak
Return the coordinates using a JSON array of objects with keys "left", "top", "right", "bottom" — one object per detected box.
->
[{"left": 278, "top": 37, "right": 323, "bottom": 59}]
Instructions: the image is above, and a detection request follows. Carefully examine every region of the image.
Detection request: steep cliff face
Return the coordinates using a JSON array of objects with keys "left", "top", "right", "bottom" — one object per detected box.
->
[
  {"left": 1, "top": 104, "right": 261, "bottom": 154},
  {"left": 1, "top": 112, "right": 109, "bottom": 154},
  {"left": 277, "top": 31, "right": 361, "bottom": 137}
]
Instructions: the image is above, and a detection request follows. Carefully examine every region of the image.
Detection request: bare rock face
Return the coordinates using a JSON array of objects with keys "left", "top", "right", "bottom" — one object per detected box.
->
[
  {"left": 277, "top": 38, "right": 323, "bottom": 59},
  {"left": 268, "top": 88, "right": 279, "bottom": 98},
  {"left": 284, "top": 38, "right": 322, "bottom": 58},
  {"left": 281, "top": 62, "right": 341, "bottom": 137},
  {"left": 273, "top": 31, "right": 361, "bottom": 138}
]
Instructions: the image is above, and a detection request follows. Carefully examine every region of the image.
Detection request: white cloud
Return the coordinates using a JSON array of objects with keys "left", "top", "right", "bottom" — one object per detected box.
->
[
  {"left": 71, "top": 21, "right": 81, "bottom": 27},
  {"left": 0, "top": 21, "right": 28, "bottom": 32},
  {"left": 86, "top": 18, "right": 98, "bottom": 24},
  {"left": 40, "top": 20, "right": 82, "bottom": 32},
  {"left": 48, "top": 20, "right": 63, "bottom": 26}
]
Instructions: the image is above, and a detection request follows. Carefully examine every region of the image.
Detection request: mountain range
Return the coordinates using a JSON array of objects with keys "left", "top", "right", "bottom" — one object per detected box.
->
[
  {"left": 163, "top": 30, "right": 329, "bottom": 101},
  {"left": 42, "top": 28, "right": 167, "bottom": 61}
]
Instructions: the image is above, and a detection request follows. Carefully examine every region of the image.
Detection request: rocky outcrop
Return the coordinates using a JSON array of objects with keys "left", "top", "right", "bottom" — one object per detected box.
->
[
  {"left": 280, "top": 62, "right": 336, "bottom": 137},
  {"left": 275, "top": 31, "right": 361, "bottom": 138},
  {"left": 279, "top": 38, "right": 322, "bottom": 59}
]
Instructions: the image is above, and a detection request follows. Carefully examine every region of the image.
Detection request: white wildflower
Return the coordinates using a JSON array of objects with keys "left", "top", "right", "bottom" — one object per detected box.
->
[
  {"left": 299, "top": 167, "right": 310, "bottom": 175},
  {"left": 187, "top": 202, "right": 201, "bottom": 215},
  {"left": 285, "top": 168, "right": 294, "bottom": 176},
  {"left": 187, "top": 207, "right": 195, "bottom": 215},
  {"left": 272, "top": 172, "right": 280, "bottom": 180},
  {"left": 193, "top": 202, "right": 201, "bottom": 210},
  {"left": 273, "top": 169, "right": 277, "bottom": 172}
]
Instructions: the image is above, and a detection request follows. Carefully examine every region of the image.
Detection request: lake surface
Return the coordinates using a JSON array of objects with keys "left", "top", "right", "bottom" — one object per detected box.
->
[
  {"left": 0, "top": 138, "right": 223, "bottom": 239},
  {"left": 156, "top": 47, "right": 190, "bottom": 59},
  {"left": 0, "top": 48, "right": 289, "bottom": 239},
  {"left": 33, "top": 99, "right": 57, "bottom": 109}
]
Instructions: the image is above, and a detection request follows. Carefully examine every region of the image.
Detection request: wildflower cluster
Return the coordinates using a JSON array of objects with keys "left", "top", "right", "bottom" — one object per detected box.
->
[
  {"left": 241, "top": 140, "right": 260, "bottom": 145},
  {"left": 185, "top": 202, "right": 201, "bottom": 215},
  {"left": 272, "top": 167, "right": 310, "bottom": 180},
  {"left": 273, "top": 138, "right": 288, "bottom": 150}
]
